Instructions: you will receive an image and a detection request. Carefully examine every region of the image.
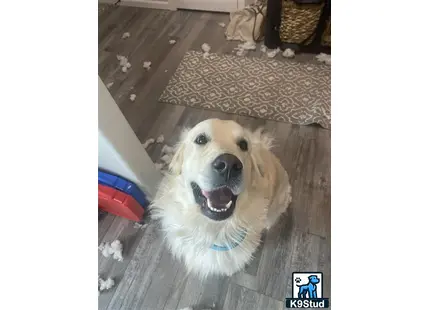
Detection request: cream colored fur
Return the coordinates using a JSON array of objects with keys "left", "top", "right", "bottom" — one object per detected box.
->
[{"left": 150, "top": 119, "right": 292, "bottom": 279}]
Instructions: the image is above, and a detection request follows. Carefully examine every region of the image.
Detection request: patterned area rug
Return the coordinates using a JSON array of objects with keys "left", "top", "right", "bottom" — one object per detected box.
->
[{"left": 159, "top": 51, "right": 331, "bottom": 129}]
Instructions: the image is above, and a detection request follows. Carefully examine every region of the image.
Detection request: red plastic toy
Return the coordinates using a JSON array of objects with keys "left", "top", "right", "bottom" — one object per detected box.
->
[{"left": 98, "top": 184, "right": 144, "bottom": 222}]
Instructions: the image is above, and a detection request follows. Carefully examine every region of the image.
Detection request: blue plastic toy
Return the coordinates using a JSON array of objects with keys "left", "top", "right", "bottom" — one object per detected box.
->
[{"left": 98, "top": 169, "right": 149, "bottom": 209}]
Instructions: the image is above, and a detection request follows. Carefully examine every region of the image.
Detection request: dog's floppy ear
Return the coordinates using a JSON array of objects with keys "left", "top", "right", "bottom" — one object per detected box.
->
[
  {"left": 169, "top": 127, "right": 189, "bottom": 175},
  {"left": 247, "top": 127, "right": 275, "bottom": 179}
]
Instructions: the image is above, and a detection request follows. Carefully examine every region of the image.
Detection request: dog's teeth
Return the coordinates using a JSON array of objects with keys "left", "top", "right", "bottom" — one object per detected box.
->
[{"left": 226, "top": 200, "right": 232, "bottom": 208}]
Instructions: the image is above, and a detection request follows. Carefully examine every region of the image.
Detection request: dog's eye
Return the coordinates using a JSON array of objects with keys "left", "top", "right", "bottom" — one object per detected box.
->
[
  {"left": 194, "top": 134, "right": 209, "bottom": 145},
  {"left": 237, "top": 139, "right": 248, "bottom": 151}
]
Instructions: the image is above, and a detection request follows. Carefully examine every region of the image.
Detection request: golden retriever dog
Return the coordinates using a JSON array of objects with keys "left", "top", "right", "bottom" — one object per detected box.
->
[{"left": 150, "top": 119, "right": 292, "bottom": 278}]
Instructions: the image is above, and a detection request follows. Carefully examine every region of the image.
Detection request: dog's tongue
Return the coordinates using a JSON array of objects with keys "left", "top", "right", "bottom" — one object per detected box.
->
[{"left": 202, "top": 187, "right": 233, "bottom": 205}]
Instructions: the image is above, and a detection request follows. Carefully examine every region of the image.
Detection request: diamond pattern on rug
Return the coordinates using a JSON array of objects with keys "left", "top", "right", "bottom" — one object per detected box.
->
[{"left": 159, "top": 51, "right": 331, "bottom": 129}]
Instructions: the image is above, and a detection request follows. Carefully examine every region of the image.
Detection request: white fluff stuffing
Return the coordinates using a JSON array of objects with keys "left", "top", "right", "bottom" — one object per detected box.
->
[
  {"left": 316, "top": 53, "right": 331, "bottom": 65},
  {"left": 260, "top": 45, "right": 267, "bottom": 53},
  {"left": 236, "top": 48, "right": 245, "bottom": 56},
  {"left": 179, "top": 308, "right": 193, "bottom": 310},
  {"left": 110, "top": 240, "right": 124, "bottom": 261},
  {"left": 99, "top": 276, "right": 115, "bottom": 291},
  {"left": 160, "top": 154, "right": 173, "bottom": 164},
  {"left": 143, "top": 61, "right": 151, "bottom": 69},
  {"left": 121, "top": 32, "right": 130, "bottom": 39},
  {"left": 117, "top": 55, "right": 131, "bottom": 72},
  {"left": 235, "top": 41, "right": 256, "bottom": 56},
  {"left": 142, "top": 138, "right": 155, "bottom": 149},
  {"left": 98, "top": 242, "right": 111, "bottom": 258},
  {"left": 169, "top": 39, "right": 176, "bottom": 44},
  {"left": 161, "top": 145, "right": 174, "bottom": 154},
  {"left": 98, "top": 240, "right": 124, "bottom": 262},
  {"left": 129, "top": 94, "right": 136, "bottom": 102},
  {"left": 239, "top": 41, "right": 256, "bottom": 50},
  {"left": 282, "top": 48, "right": 295, "bottom": 58},
  {"left": 267, "top": 48, "right": 280, "bottom": 58},
  {"left": 155, "top": 163, "right": 164, "bottom": 170},
  {"left": 201, "top": 43, "right": 211, "bottom": 53},
  {"left": 117, "top": 55, "right": 128, "bottom": 67},
  {"left": 218, "top": 22, "right": 226, "bottom": 28},
  {"left": 156, "top": 134, "right": 164, "bottom": 143},
  {"left": 202, "top": 43, "right": 211, "bottom": 59},
  {"left": 106, "top": 82, "right": 114, "bottom": 89}
]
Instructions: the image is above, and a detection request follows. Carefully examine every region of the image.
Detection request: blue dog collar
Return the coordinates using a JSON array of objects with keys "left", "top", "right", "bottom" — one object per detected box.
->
[{"left": 210, "top": 229, "right": 248, "bottom": 251}]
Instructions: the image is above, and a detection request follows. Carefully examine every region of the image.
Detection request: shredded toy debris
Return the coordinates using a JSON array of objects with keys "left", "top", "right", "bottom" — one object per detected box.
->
[
  {"left": 156, "top": 134, "right": 165, "bottom": 144},
  {"left": 315, "top": 53, "right": 331, "bottom": 65},
  {"left": 142, "top": 138, "right": 155, "bottom": 149},
  {"left": 98, "top": 240, "right": 124, "bottom": 262},
  {"left": 99, "top": 276, "right": 115, "bottom": 293},
  {"left": 282, "top": 48, "right": 295, "bottom": 58},
  {"left": 267, "top": 48, "right": 280, "bottom": 58}
]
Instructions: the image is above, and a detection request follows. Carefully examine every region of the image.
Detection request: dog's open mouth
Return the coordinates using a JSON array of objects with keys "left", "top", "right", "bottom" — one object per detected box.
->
[{"left": 191, "top": 182, "right": 237, "bottom": 221}]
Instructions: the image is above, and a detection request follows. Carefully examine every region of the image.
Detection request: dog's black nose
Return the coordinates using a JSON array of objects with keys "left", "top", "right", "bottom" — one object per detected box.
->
[{"left": 212, "top": 153, "right": 243, "bottom": 181}]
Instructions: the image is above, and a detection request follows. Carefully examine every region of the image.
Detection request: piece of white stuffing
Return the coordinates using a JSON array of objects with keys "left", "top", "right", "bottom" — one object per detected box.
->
[
  {"left": 267, "top": 48, "right": 280, "bottom": 58},
  {"left": 236, "top": 49, "right": 245, "bottom": 56},
  {"left": 121, "top": 66, "right": 128, "bottom": 73},
  {"left": 315, "top": 53, "right": 331, "bottom": 65},
  {"left": 282, "top": 48, "right": 295, "bottom": 58},
  {"left": 160, "top": 154, "right": 173, "bottom": 164},
  {"left": 161, "top": 145, "right": 174, "bottom": 154},
  {"left": 202, "top": 43, "right": 211, "bottom": 59},
  {"left": 143, "top": 61, "right": 151, "bottom": 69},
  {"left": 98, "top": 242, "right": 111, "bottom": 258},
  {"left": 155, "top": 163, "right": 164, "bottom": 170},
  {"left": 99, "top": 240, "right": 124, "bottom": 262},
  {"left": 142, "top": 138, "right": 155, "bottom": 149},
  {"left": 239, "top": 41, "right": 256, "bottom": 50},
  {"left": 260, "top": 45, "right": 267, "bottom": 53},
  {"left": 126, "top": 62, "right": 131, "bottom": 68},
  {"left": 109, "top": 240, "right": 124, "bottom": 261},
  {"left": 179, "top": 307, "right": 193, "bottom": 310},
  {"left": 169, "top": 39, "right": 176, "bottom": 44},
  {"left": 218, "top": 22, "right": 226, "bottom": 28},
  {"left": 202, "top": 43, "right": 211, "bottom": 53},
  {"left": 129, "top": 94, "right": 136, "bottom": 102},
  {"left": 106, "top": 82, "right": 114, "bottom": 89},
  {"left": 99, "top": 277, "right": 115, "bottom": 291},
  {"left": 117, "top": 55, "right": 128, "bottom": 67},
  {"left": 155, "top": 134, "right": 164, "bottom": 144},
  {"left": 235, "top": 41, "right": 256, "bottom": 56},
  {"left": 121, "top": 32, "right": 130, "bottom": 39}
]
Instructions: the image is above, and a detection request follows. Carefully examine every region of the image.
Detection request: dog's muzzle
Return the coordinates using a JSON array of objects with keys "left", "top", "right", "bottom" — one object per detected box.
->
[{"left": 191, "top": 153, "right": 243, "bottom": 221}]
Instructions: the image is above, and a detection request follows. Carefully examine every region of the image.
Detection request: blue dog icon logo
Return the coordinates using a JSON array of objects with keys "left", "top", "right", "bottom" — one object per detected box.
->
[
  {"left": 286, "top": 272, "right": 329, "bottom": 308},
  {"left": 296, "top": 275, "right": 320, "bottom": 299}
]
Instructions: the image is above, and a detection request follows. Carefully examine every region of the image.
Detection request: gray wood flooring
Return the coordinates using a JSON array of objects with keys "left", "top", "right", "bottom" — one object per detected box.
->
[{"left": 98, "top": 5, "right": 330, "bottom": 310}]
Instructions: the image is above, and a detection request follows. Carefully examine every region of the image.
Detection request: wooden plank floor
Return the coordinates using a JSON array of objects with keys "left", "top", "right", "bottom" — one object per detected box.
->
[{"left": 98, "top": 5, "right": 330, "bottom": 310}]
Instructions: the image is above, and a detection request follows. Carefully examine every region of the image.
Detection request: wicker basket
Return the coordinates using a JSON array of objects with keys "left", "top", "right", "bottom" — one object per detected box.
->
[{"left": 279, "top": 0, "right": 329, "bottom": 46}]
